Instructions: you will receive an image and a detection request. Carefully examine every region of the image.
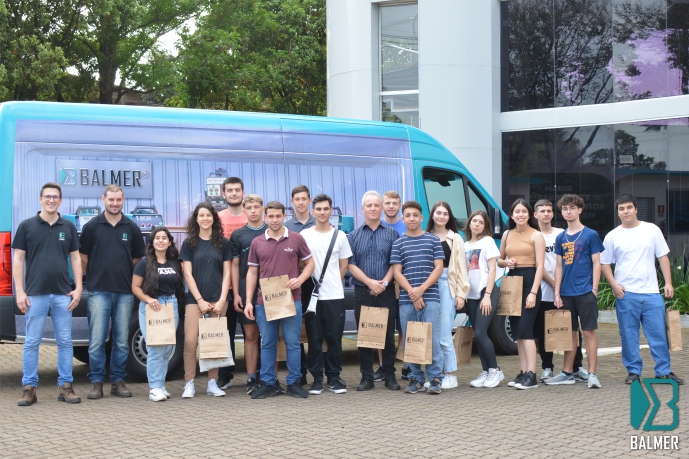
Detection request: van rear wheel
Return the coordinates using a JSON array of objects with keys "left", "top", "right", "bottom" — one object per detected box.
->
[
  {"left": 488, "top": 315, "right": 518, "bottom": 355},
  {"left": 125, "top": 314, "right": 184, "bottom": 382}
]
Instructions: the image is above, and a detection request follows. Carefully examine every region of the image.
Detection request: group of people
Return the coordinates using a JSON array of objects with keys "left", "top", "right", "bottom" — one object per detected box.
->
[{"left": 13, "top": 179, "right": 683, "bottom": 406}]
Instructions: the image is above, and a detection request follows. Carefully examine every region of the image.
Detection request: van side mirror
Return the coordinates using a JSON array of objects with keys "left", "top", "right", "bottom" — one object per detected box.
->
[{"left": 493, "top": 207, "right": 502, "bottom": 235}]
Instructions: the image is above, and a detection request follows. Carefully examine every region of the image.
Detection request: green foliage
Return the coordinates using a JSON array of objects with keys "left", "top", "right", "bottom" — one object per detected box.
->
[{"left": 596, "top": 278, "right": 616, "bottom": 311}]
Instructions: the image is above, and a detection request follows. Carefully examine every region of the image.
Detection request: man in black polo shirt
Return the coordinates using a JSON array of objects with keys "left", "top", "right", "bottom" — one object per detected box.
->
[
  {"left": 14, "top": 182, "right": 83, "bottom": 406},
  {"left": 80, "top": 184, "right": 145, "bottom": 399},
  {"left": 347, "top": 190, "right": 400, "bottom": 391}
]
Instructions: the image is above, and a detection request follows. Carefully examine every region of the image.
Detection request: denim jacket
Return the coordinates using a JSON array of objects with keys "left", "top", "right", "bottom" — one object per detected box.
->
[{"left": 446, "top": 230, "right": 470, "bottom": 299}]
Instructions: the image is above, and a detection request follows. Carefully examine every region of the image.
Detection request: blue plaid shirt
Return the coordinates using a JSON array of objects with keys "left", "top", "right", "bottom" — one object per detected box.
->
[{"left": 347, "top": 223, "right": 399, "bottom": 286}]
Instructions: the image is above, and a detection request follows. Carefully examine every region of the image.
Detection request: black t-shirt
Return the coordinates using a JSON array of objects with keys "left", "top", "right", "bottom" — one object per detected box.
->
[
  {"left": 133, "top": 258, "right": 180, "bottom": 297},
  {"left": 179, "top": 237, "right": 232, "bottom": 303},
  {"left": 12, "top": 214, "right": 79, "bottom": 295},
  {"left": 441, "top": 240, "right": 451, "bottom": 268},
  {"left": 229, "top": 223, "right": 267, "bottom": 304},
  {"left": 79, "top": 212, "right": 146, "bottom": 293}
]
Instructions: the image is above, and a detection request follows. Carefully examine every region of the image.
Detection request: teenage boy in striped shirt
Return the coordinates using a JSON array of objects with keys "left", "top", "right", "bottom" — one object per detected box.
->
[{"left": 391, "top": 201, "right": 445, "bottom": 394}]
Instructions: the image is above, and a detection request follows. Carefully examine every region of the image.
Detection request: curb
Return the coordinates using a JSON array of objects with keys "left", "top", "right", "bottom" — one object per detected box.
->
[{"left": 598, "top": 310, "right": 689, "bottom": 328}]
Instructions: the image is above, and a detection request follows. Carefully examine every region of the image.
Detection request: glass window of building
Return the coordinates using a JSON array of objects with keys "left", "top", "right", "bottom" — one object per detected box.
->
[{"left": 380, "top": 3, "right": 419, "bottom": 127}]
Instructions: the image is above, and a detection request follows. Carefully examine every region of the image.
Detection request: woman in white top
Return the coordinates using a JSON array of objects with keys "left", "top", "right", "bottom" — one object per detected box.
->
[
  {"left": 462, "top": 210, "right": 503, "bottom": 388},
  {"left": 426, "top": 201, "right": 469, "bottom": 389}
]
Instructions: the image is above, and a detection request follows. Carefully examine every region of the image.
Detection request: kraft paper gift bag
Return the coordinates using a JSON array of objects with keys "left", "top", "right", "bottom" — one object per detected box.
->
[
  {"left": 199, "top": 335, "right": 235, "bottom": 372},
  {"left": 300, "top": 321, "right": 308, "bottom": 344},
  {"left": 198, "top": 316, "right": 229, "bottom": 359},
  {"left": 260, "top": 275, "right": 296, "bottom": 321},
  {"left": 396, "top": 339, "right": 405, "bottom": 361},
  {"left": 145, "top": 303, "right": 176, "bottom": 346},
  {"left": 453, "top": 325, "right": 474, "bottom": 367},
  {"left": 497, "top": 276, "right": 522, "bottom": 316},
  {"left": 544, "top": 309, "right": 573, "bottom": 352},
  {"left": 404, "top": 319, "right": 433, "bottom": 365},
  {"left": 356, "top": 306, "right": 388, "bottom": 349},
  {"left": 276, "top": 323, "right": 287, "bottom": 362},
  {"left": 666, "top": 309, "right": 683, "bottom": 351}
]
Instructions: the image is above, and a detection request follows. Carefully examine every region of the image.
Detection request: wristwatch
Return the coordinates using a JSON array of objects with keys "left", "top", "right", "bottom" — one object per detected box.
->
[{"left": 382, "top": 281, "right": 389, "bottom": 287}]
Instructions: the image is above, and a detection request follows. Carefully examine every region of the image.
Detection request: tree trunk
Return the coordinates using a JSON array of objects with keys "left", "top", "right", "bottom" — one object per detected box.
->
[{"left": 98, "top": 43, "right": 118, "bottom": 104}]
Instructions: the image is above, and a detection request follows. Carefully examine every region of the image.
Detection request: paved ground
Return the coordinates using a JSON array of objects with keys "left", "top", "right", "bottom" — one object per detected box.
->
[{"left": 1, "top": 323, "right": 687, "bottom": 458}]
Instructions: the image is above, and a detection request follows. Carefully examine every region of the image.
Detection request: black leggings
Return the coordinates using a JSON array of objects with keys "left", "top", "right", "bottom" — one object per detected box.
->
[{"left": 465, "top": 288, "right": 499, "bottom": 371}]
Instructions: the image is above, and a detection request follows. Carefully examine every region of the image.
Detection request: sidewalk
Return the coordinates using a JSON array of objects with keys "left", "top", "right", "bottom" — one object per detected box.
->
[{"left": 0, "top": 323, "right": 687, "bottom": 458}]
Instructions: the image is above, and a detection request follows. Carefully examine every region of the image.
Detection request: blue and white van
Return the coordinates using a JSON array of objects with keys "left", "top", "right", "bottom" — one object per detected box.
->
[{"left": 0, "top": 101, "right": 512, "bottom": 380}]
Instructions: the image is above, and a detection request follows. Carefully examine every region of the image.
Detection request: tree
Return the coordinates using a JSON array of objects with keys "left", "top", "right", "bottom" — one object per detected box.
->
[{"left": 170, "top": 0, "right": 326, "bottom": 115}]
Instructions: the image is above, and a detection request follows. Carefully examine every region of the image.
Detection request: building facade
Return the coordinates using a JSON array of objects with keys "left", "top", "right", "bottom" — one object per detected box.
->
[{"left": 327, "top": 0, "right": 689, "bottom": 250}]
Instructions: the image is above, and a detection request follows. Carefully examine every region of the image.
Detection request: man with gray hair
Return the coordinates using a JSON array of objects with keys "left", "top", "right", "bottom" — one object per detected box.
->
[{"left": 347, "top": 190, "right": 401, "bottom": 391}]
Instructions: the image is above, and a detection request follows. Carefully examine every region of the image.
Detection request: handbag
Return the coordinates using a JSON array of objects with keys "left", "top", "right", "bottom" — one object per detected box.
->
[{"left": 303, "top": 229, "right": 339, "bottom": 319}]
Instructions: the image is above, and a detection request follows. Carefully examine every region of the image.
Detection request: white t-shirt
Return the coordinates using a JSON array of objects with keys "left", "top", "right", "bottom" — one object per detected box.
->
[
  {"left": 464, "top": 236, "right": 501, "bottom": 300},
  {"left": 301, "top": 227, "right": 353, "bottom": 300},
  {"left": 600, "top": 222, "right": 669, "bottom": 294},
  {"left": 540, "top": 227, "right": 564, "bottom": 302}
]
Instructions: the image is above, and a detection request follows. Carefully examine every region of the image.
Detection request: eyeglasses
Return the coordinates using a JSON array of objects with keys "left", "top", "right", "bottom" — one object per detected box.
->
[{"left": 42, "top": 195, "right": 61, "bottom": 201}]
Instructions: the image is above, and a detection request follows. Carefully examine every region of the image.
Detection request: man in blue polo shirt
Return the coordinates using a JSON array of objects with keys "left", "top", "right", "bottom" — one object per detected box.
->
[
  {"left": 80, "top": 184, "right": 145, "bottom": 400},
  {"left": 14, "top": 182, "right": 83, "bottom": 406}
]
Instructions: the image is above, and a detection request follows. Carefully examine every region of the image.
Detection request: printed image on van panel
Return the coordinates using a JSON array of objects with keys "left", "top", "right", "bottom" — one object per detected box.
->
[
  {"left": 127, "top": 206, "right": 164, "bottom": 245},
  {"left": 206, "top": 168, "right": 228, "bottom": 210}
]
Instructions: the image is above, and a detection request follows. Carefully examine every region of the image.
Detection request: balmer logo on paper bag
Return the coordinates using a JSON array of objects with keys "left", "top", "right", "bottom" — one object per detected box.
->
[
  {"left": 500, "top": 291, "right": 511, "bottom": 297},
  {"left": 407, "top": 337, "right": 425, "bottom": 344},
  {"left": 264, "top": 291, "right": 289, "bottom": 302},
  {"left": 361, "top": 322, "right": 384, "bottom": 329},
  {"left": 148, "top": 318, "right": 172, "bottom": 326},
  {"left": 547, "top": 327, "right": 569, "bottom": 334},
  {"left": 200, "top": 332, "right": 224, "bottom": 340}
]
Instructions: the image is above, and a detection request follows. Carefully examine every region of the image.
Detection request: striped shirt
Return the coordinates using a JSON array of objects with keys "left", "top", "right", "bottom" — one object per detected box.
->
[
  {"left": 390, "top": 233, "right": 445, "bottom": 303},
  {"left": 347, "top": 223, "right": 399, "bottom": 286}
]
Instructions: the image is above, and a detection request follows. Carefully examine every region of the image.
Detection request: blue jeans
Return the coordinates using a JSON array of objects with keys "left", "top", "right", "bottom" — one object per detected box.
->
[
  {"left": 616, "top": 292, "right": 671, "bottom": 377},
  {"left": 255, "top": 300, "right": 303, "bottom": 385},
  {"left": 438, "top": 269, "right": 457, "bottom": 374},
  {"left": 138, "top": 296, "right": 179, "bottom": 389},
  {"left": 399, "top": 301, "right": 443, "bottom": 383},
  {"left": 87, "top": 291, "right": 135, "bottom": 383},
  {"left": 22, "top": 294, "right": 74, "bottom": 387}
]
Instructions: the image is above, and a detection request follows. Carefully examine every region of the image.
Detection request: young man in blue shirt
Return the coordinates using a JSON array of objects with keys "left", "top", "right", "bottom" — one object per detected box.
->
[{"left": 391, "top": 201, "right": 445, "bottom": 394}]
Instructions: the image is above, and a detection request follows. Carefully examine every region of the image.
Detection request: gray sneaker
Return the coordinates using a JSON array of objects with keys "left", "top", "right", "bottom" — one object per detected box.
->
[
  {"left": 574, "top": 367, "right": 589, "bottom": 382},
  {"left": 540, "top": 368, "right": 553, "bottom": 382},
  {"left": 587, "top": 373, "right": 601, "bottom": 389},
  {"left": 544, "top": 371, "right": 575, "bottom": 385}
]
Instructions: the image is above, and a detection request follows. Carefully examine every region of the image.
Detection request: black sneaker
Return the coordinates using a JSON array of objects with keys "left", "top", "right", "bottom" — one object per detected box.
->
[
  {"left": 250, "top": 383, "right": 281, "bottom": 399},
  {"left": 217, "top": 374, "right": 233, "bottom": 390},
  {"left": 373, "top": 366, "right": 384, "bottom": 382},
  {"left": 246, "top": 377, "right": 259, "bottom": 395},
  {"left": 625, "top": 373, "right": 640, "bottom": 385},
  {"left": 401, "top": 366, "right": 411, "bottom": 380},
  {"left": 384, "top": 376, "right": 401, "bottom": 391},
  {"left": 329, "top": 378, "right": 347, "bottom": 394},
  {"left": 515, "top": 371, "right": 538, "bottom": 390},
  {"left": 286, "top": 383, "right": 309, "bottom": 398},
  {"left": 427, "top": 378, "right": 442, "bottom": 395},
  {"left": 275, "top": 380, "right": 285, "bottom": 395},
  {"left": 507, "top": 371, "right": 524, "bottom": 387},
  {"left": 356, "top": 377, "right": 374, "bottom": 391},
  {"left": 309, "top": 380, "right": 324, "bottom": 395},
  {"left": 299, "top": 375, "right": 308, "bottom": 386},
  {"left": 658, "top": 372, "right": 684, "bottom": 385}
]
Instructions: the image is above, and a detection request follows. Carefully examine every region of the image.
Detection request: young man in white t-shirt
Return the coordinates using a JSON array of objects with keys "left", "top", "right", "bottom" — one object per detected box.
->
[
  {"left": 301, "top": 194, "right": 353, "bottom": 395},
  {"left": 533, "top": 200, "right": 587, "bottom": 382},
  {"left": 601, "top": 194, "right": 683, "bottom": 385}
]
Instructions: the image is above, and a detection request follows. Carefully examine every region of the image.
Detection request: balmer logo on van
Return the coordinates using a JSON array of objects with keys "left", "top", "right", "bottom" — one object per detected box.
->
[
  {"left": 148, "top": 318, "right": 172, "bottom": 326},
  {"left": 264, "top": 291, "right": 289, "bottom": 302},
  {"left": 361, "top": 322, "right": 384, "bottom": 329},
  {"left": 200, "top": 333, "right": 224, "bottom": 340},
  {"left": 57, "top": 159, "right": 153, "bottom": 199}
]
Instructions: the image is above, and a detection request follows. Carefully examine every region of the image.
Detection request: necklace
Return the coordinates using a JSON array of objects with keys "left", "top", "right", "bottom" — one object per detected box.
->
[{"left": 565, "top": 227, "right": 584, "bottom": 244}]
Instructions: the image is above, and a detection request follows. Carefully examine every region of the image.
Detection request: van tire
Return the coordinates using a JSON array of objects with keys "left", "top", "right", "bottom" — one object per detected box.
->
[
  {"left": 125, "top": 314, "right": 185, "bottom": 382},
  {"left": 72, "top": 346, "right": 90, "bottom": 364},
  {"left": 488, "top": 315, "right": 518, "bottom": 355}
]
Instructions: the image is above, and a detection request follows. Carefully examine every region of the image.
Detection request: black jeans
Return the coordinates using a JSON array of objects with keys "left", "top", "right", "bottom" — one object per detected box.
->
[
  {"left": 354, "top": 285, "right": 397, "bottom": 379},
  {"left": 300, "top": 278, "right": 315, "bottom": 378},
  {"left": 305, "top": 299, "right": 345, "bottom": 381},
  {"left": 219, "top": 305, "right": 238, "bottom": 379},
  {"left": 465, "top": 289, "right": 499, "bottom": 371},
  {"left": 535, "top": 301, "right": 584, "bottom": 370}
]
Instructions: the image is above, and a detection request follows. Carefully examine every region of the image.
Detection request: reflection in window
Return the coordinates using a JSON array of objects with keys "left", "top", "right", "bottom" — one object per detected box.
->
[
  {"left": 381, "top": 4, "right": 419, "bottom": 91},
  {"left": 382, "top": 93, "right": 419, "bottom": 128},
  {"left": 422, "top": 168, "right": 469, "bottom": 228},
  {"left": 468, "top": 184, "right": 489, "bottom": 215}
]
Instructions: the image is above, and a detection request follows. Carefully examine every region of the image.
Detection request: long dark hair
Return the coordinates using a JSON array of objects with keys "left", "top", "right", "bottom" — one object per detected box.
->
[
  {"left": 426, "top": 200, "right": 459, "bottom": 233},
  {"left": 508, "top": 199, "right": 539, "bottom": 231},
  {"left": 141, "top": 226, "right": 185, "bottom": 300},
  {"left": 462, "top": 210, "right": 492, "bottom": 241},
  {"left": 186, "top": 202, "right": 225, "bottom": 251}
]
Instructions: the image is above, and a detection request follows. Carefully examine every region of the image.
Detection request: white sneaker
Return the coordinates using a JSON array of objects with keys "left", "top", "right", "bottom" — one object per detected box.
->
[
  {"left": 149, "top": 388, "right": 167, "bottom": 402},
  {"left": 161, "top": 387, "right": 171, "bottom": 399},
  {"left": 470, "top": 371, "right": 489, "bottom": 388},
  {"left": 423, "top": 381, "right": 430, "bottom": 389},
  {"left": 440, "top": 374, "right": 458, "bottom": 389},
  {"left": 483, "top": 368, "right": 504, "bottom": 388},
  {"left": 207, "top": 379, "right": 226, "bottom": 397},
  {"left": 182, "top": 380, "right": 195, "bottom": 398}
]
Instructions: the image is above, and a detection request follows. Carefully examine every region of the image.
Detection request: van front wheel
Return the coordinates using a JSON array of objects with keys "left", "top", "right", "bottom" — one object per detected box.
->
[{"left": 125, "top": 314, "right": 185, "bottom": 382}]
